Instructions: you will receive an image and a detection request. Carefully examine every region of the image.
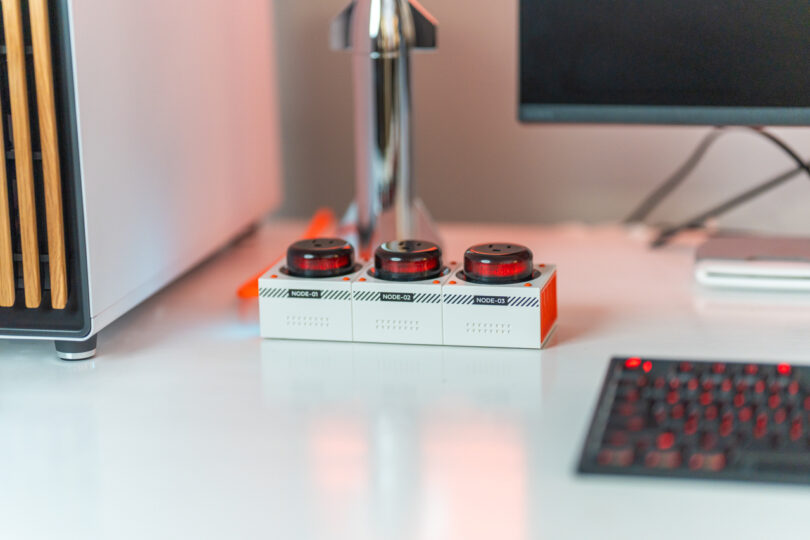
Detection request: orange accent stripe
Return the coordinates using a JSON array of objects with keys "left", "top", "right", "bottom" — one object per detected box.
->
[
  {"left": 237, "top": 208, "right": 336, "bottom": 298},
  {"left": 540, "top": 272, "right": 558, "bottom": 344}
]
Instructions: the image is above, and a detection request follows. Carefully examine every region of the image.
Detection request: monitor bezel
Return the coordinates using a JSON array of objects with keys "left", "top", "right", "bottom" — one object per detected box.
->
[{"left": 518, "top": 1, "right": 810, "bottom": 127}]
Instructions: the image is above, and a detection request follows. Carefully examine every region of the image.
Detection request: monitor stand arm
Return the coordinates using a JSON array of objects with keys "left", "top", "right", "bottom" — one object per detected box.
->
[{"left": 331, "top": 0, "right": 440, "bottom": 256}]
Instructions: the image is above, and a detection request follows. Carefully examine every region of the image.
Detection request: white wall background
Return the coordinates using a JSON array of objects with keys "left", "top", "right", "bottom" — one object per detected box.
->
[{"left": 272, "top": 0, "right": 810, "bottom": 235}]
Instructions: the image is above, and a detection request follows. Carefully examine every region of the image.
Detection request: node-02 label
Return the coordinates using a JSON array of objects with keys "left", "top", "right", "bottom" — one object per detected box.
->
[
  {"left": 380, "top": 292, "right": 414, "bottom": 303},
  {"left": 354, "top": 291, "right": 442, "bottom": 304}
]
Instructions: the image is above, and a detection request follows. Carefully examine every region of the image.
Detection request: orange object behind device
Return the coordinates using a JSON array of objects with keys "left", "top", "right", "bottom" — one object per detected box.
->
[{"left": 237, "top": 208, "right": 336, "bottom": 298}]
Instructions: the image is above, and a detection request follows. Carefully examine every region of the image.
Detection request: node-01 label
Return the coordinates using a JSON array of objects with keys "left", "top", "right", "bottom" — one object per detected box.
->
[
  {"left": 473, "top": 295, "right": 509, "bottom": 306},
  {"left": 379, "top": 292, "right": 414, "bottom": 303},
  {"left": 288, "top": 289, "right": 322, "bottom": 299}
]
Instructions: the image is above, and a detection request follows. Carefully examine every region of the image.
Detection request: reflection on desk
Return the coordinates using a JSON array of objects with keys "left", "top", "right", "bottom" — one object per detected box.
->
[{"left": 261, "top": 340, "right": 555, "bottom": 540}]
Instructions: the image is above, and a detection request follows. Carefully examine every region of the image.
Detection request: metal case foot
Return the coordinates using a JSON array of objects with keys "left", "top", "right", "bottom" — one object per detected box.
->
[{"left": 55, "top": 335, "right": 97, "bottom": 361}]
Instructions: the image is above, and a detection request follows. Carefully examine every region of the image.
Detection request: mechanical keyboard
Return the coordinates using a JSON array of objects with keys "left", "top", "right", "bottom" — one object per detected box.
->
[{"left": 579, "top": 357, "right": 810, "bottom": 485}]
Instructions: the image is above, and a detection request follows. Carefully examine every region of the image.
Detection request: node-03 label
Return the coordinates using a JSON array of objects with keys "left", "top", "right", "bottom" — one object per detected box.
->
[{"left": 443, "top": 294, "right": 540, "bottom": 308}]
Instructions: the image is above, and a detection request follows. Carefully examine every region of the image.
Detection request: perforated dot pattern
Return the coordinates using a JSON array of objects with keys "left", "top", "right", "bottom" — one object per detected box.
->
[
  {"left": 375, "top": 319, "right": 420, "bottom": 332},
  {"left": 465, "top": 322, "right": 512, "bottom": 335},
  {"left": 285, "top": 315, "right": 330, "bottom": 328}
]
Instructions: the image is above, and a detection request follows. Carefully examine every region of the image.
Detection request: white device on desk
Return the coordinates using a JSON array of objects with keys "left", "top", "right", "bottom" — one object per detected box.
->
[
  {"left": 0, "top": 0, "right": 280, "bottom": 359},
  {"left": 351, "top": 241, "right": 456, "bottom": 346},
  {"left": 259, "top": 239, "right": 360, "bottom": 343},
  {"left": 695, "top": 236, "right": 810, "bottom": 291},
  {"left": 259, "top": 238, "right": 558, "bottom": 349},
  {"left": 443, "top": 244, "right": 558, "bottom": 349}
]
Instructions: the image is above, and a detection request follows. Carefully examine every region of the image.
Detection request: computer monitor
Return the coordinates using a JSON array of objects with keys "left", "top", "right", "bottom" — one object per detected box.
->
[{"left": 519, "top": 1, "right": 810, "bottom": 125}]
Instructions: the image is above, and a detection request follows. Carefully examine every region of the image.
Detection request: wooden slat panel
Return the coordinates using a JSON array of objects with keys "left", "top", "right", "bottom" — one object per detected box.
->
[
  {"left": 0, "top": 96, "right": 13, "bottom": 307},
  {"left": 29, "top": 0, "right": 67, "bottom": 309},
  {"left": 2, "top": 0, "right": 41, "bottom": 308}
]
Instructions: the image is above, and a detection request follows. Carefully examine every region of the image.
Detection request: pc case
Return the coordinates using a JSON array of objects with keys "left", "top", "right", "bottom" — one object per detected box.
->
[{"left": 0, "top": 0, "right": 281, "bottom": 358}]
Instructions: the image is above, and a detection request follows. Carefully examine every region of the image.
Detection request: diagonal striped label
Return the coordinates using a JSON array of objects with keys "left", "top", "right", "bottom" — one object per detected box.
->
[
  {"left": 354, "top": 291, "right": 442, "bottom": 304},
  {"left": 258, "top": 288, "right": 351, "bottom": 301},
  {"left": 443, "top": 294, "right": 539, "bottom": 308}
]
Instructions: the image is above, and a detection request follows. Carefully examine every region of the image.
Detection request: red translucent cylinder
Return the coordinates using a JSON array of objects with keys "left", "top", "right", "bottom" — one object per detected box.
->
[
  {"left": 374, "top": 240, "right": 443, "bottom": 282},
  {"left": 286, "top": 238, "right": 355, "bottom": 278},
  {"left": 463, "top": 243, "right": 534, "bottom": 284}
]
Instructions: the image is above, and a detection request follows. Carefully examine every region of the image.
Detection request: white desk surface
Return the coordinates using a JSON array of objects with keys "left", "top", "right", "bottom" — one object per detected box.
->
[{"left": 3, "top": 221, "right": 810, "bottom": 540}]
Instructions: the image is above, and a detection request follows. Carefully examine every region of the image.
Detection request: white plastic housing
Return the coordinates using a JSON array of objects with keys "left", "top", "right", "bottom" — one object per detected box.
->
[
  {"left": 442, "top": 265, "right": 558, "bottom": 349},
  {"left": 258, "top": 261, "right": 363, "bottom": 342},
  {"left": 351, "top": 262, "right": 457, "bottom": 345},
  {"left": 695, "top": 260, "right": 810, "bottom": 291}
]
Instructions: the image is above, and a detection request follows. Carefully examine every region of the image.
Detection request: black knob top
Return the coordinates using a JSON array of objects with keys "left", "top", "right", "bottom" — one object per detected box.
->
[
  {"left": 374, "top": 240, "right": 443, "bottom": 281},
  {"left": 286, "top": 238, "right": 355, "bottom": 278},
  {"left": 463, "top": 243, "right": 534, "bottom": 284}
]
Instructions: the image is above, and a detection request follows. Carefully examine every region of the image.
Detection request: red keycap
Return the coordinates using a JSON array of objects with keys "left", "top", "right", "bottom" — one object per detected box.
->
[
  {"left": 720, "top": 420, "right": 733, "bottom": 437},
  {"left": 689, "top": 454, "right": 705, "bottom": 470},
  {"left": 705, "top": 405, "right": 718, "bottom": 421},
  {"left": 700, "top": 392, "right": 713, "bottom": 406},
  {"left": 687, "top": 379, "right": 699, "bottom": 391},
  {"left": 628, "top": 416, "right": 644, "bottom": 431},
  {"left": 769, "top": 394, "right": 781, "bottom": 409},
  {"left": 712, "top": 363, "right": 726, "bottom": 374},
  {"left": 788, "top": 381, "right": 799, "bottom": 396},
  {"left": 617, "top": 403, "right": 636, "bottom": 417},
  {"left": 774, "top": 408, "right": 787, "bottom": 425},
  {"left": 791, "top": 421, "right": 803, "bottom": 441},
  {"left": 706, "top": 453, "right": 726, "bottom": 471},
  {"left": 739, "top": 407, "right": 752, "bottom": 422},
  {"left": 667, "top": 391, "right": 679, "bottom": 405},
  {"left": 745, "top": 364, "right": 759, "bottom": 375},
  {"left": 701, "top": 432, "right": 718, "bottom": 450},
  {"left": 685, "top": 418, "right": 698, "bottom": 435},
  {"left": 660, "top": 450, "right": 682, "bottom": 469},
  {"left": 645, "top": 451, "right": 661, "bottom": 468},
  {"left": 754, "top": 380, "right": 766, "bottom": 394},
  {"left": 616, "top": 448, "right": 634, "bottom": 466},
  {"left": 734, "top": 393, "right": 745, "bottom": 408},
  {"left": 671, "top": 403, "right": 685, "bottom": 420},
  {"left": 608, "top": 431, "right": 629, "bottom": 446},
  {"left": 657, "top": 432, "right": 675, "bottom": 450},
  {"left": 721, "top": 379, "right": 733, "bottom": 393}
]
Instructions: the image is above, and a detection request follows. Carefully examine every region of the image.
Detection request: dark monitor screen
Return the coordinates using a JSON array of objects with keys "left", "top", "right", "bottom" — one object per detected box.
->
[{"left": 519, "top": 1, "right": 810, "bottom": 125}]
